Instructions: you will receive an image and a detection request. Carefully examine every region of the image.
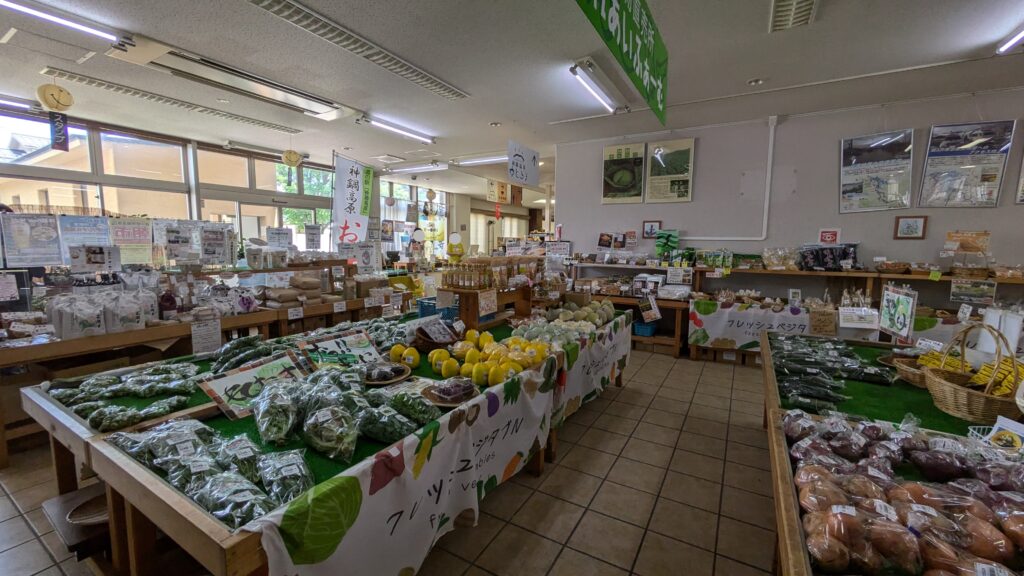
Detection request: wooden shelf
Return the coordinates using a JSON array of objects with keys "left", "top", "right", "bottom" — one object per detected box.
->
[
  {"left": 631, "top": 334, "right": 677, "bottom": 346},
  {"left": 573, "top": 263, "right": 666, "bottom": 271},
  {"left": 877, "top": 273, "right": 1024, "bottom": 285},
  {"left": 602, "top": 295, "right": 689, "bottom": 310},
  {"left": 697, "top": 267, "right": 877, "bottom": 279}
]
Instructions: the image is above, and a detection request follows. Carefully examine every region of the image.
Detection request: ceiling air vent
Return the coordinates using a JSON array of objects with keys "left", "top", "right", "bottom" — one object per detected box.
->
[
  {"left": 770, "top": 0, "right": 818, "bottom": 32},
  {"left": 370, "top": 154, "right": 406, "bottom": 164},
  {"left": 248, "top": 0, "right": 469, "bottom": 100},
  {"left": 40, "top": 67, "right": 301, "bottom": 134}
]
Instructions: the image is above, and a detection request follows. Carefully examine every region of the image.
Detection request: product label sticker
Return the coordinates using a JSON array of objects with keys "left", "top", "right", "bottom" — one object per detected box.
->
[
  {"left": 189, "top": 460, "right": 211, "bottom": 473},
  {"left": 830, "top": 505, "right": 857, "bottom": 517},
  {"left": 911, "top": 504, "right": 939, "bottom": 517},
  {"left": 929, "top": 437, "right": 963, "bottom": 454},
  {"left": 279, "top": 464, "right": 302, "bottom": 477},
  {"left": 872, "top": 500, "right": 897, "bottom": 521},
  {"left": 333, "top": 301, "right": 348, "bottom": 313},
  {"left": 288, "top": 307, "right": 304, "bottom": 320},
  {"left": 916, "top": 338, "right": 944, "bottom": 352},
  {"left": 229, "top": 491, "right": 254, "bottom": 503},
  {"left": 175, "top": 441, "right": 197, "bottom": 457},
  {"left": 974, "top": 564, "right": 1010, "bottom": 576}
]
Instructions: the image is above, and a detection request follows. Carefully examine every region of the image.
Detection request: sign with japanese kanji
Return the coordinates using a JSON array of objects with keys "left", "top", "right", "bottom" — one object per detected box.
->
[
  {"left": 332, "top": 154, "right": 373, "bottom": 245},
  {"left": 507, "top": 140, "right": 539, "bottom": 187}
]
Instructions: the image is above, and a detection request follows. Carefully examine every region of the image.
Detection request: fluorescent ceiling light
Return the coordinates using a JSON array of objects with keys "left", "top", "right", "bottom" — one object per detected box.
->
[
  {"left": 532, "top": 199, "right": 555, "bottom": 204},
  {"left": 390, "top": 161, "right": 446, "bottom": 173},
  {"left": 0, "top": 94, "right": 37, "bottom": 110},
  {"left": 455, "top": 155, "right": 507, "bottom": 166},
  {"left": 570, "top": 62, "right": 616, "bottom": 114},
  {"left": 997, "top": 27, "right": 1024, "bottom": 54},
  {"left": 0, "top": 0, "right": 117, "bottom": 42},
  {"left": 359, "top": 115, "right": 435, "bottom": 145}
]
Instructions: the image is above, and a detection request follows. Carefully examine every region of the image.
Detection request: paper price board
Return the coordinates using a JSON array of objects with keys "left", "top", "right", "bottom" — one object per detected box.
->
[
  {"left": 916, "top": 338, "right": 945, "bottom": 352},
  {"left": 838, "top": 307, "right": 880, "bottom": 330},
  {"left": 296, "top": 330, "right": 381, "bottom": 367},
  {"left": 333, "top": 301, "right": 348, "bottom": 313},
  {"left": 190, "top": 319, "right": 222, "bottom": 354},
  {"left": 950, "top": 279, "right": 997, "bottom": 305},
  {"left": 809, "top": 309, "right": 838, "bottom": 337},
  {"left": 879, "top": 285, "right": 917, "bottom": 339},
  {"left": 478, "top": 289, "right": 498, "bottom": 316},
  {"left": 287, "top": 307, "right": 304, "bottom": 320},
  {"left": 1, "top": 213, "right": 63, "bottom": 267},
  {"left": 639, "top": 294, "right": 662, "bottom": 323},
  {"left": 198, "top": 351, "right": 308, "bottom": 419},
  {"left": 545, "top": 241, "right": 571, "bottom": 258},
  {"left": 267, "top": 227, "right": 292, "bottom": 248}
]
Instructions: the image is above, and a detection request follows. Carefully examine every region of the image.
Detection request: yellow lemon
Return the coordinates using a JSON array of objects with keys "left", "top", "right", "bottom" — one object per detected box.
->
[
  {"left": 460, "top": 362, "right": 476, "bottom": 377},
  {"left": 488, "top": 365, "right": 506, "bottom": 386},
  {"left": 464, "top": 348, "right": 481, "bottom": 365},
  {"left": 478, "top": 331, "right": 495, "bottom": 348},
  {"left": 464, "top": 329, "right": 480, "bottom": 346},
  {"left": 400, "top": 347, "right": 420, "bottom": 369},
  {"left": 389, "top": 343, "right": 407, "bottom": 363},
  {"left": 441, "top": 358, "right": 460, "bottom": 378},
  {"left": 472, "top": 363, "right": 490, "bottom": 386}
]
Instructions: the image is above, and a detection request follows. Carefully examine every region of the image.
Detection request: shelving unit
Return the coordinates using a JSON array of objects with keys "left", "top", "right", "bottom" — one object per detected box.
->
[
  {"left": 440, "top": 286, "right": 532, "bottom": 330},
  {"left": 603, "top": 295, "right": 689, "bottom": 358}
]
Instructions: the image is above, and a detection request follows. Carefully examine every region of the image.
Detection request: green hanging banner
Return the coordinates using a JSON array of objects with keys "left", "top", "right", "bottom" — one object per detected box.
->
[{"left": 575, "top": 0, "right": 668, "bottom": 124}]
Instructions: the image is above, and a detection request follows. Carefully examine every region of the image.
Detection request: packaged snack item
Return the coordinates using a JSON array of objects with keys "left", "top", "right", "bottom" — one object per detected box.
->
[
  {"left": 192, "top": 471, "right": 276, "bottom": 529},
  {"left": 257, "top": 450, "right": 314, "bottom": 505},
  {"left": 303, "top": 406, "right": 359, "bottom": 462}
]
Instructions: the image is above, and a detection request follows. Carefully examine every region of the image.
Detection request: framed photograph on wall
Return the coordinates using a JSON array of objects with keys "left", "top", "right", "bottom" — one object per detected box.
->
[
  {"left": 920, "top": 120, "right": 1016, "bottom": 208},
  {"left": 893, "top": 216, "right": 928, "bottom": 239},
  {"left": 1017, "top": 154, "right": 1024, "bottom": 204},
  {"left": 839, "top": 129, "right": 913, "bottom": 213},
  {"left": 642, "top": 220, "right": 662, "bottom": 239},
  {"left": 646, "top": 138, "right": 694, "bottom": 203},
  {"left": 602, "top": 144, "right": 645, "bottom": 204}
]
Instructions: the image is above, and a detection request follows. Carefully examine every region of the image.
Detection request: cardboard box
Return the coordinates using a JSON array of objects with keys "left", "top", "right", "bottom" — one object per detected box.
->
[
  {"left": 564, "top": 292, "right": 591, "bottom": 307},
  {"left": 356, "top": 278, "right": 388, "bottom": 298}
]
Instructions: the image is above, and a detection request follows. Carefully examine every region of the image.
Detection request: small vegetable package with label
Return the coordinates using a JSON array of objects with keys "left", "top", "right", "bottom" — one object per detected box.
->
[
  {"left": 212, "top": 435, "right": 262, "bottom": 485},
  {"left": 390, "top": 391, "right": 441, "bottom": 426},
  {"left": 257, "top": 449, "right": 314, "bottom": 505},
  {"left": 193, "top": 471, "right": 277, "bottom": 530},
  {"left": 303, "top": 406, "right": 359, "bottom": 462},
  {"left": 253, "top": 381, "right": 300, "bottom": 445}
]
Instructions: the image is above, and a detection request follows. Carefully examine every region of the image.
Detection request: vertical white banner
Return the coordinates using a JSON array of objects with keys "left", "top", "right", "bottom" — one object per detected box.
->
[{"left": 333, "top": 154, "right": 373, "bottom": 246}]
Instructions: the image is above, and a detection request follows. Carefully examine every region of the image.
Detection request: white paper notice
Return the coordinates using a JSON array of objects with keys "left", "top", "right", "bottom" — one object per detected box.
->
[
  {"left": 0, "top": 275, "right": 18, "bottom": 301},
  {"left": 287, "top": 307, "right": 304, "bottom": 320},
  {"left": 666, "top": 268, "right": 685, "bottom": 285},
  {"left": 333, "top": 301, "right": 348, "bottom": 313},
  {"left": 958, "top": 304, "right": 973, "bottom": 323},
  {"left": 190, "top": 319, "right": 222, "bottom": 354}
]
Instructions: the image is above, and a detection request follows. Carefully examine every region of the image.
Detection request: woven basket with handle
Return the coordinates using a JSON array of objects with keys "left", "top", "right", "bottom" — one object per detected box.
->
[
  {"left": 893, "top": 357, "right": 926, "bottom": 388},
  {"left": 923, "top": 323, "right": 1022, "bottom": 424}
]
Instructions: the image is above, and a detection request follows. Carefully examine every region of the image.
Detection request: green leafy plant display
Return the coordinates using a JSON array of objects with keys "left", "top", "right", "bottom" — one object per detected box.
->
[
  {"left": 914, "top": 316, "right": 939, "bottom": 332},
  {"left": 279, "top": 475, "right": 362, "bottom": 565}
]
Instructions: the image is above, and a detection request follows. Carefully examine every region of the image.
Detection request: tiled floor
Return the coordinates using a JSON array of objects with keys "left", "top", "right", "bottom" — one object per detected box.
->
[
  {"left": 0, "top": 352, "right": 775, "bottom": 576},
  {"left": 429, "top": 352, "right": 776, "bottom": 576}
]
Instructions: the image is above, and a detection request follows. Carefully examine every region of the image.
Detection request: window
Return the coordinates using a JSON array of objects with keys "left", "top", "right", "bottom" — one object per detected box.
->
[
  {"left": 254, "top": 159, "right": 297, "bottom": 193},
  {"left": 100, "top": 132, "right": 184, "bottom": 182},
  {"left": 102, "top": 188, "right": 189, "bottom": 219},
  {"left": 201, "top": 199, "right": 238, "bottom": 230},
  {"left": 302, "top": 167, "right": 334, "bottom": 197},
  {"left": 0, "top": 177, "right": 100, "bottom": 214},
  {"left": 198, "top": 149, "right": 249, "bottom": 187},
  {"left": 240, "top": 203, "right": 279, "bottom": 241},
  {"left": 392, "top": 183, "right": 412, "bottom": 200},
  {"left": 283, "top": 207, "right": 314, "bottom": 250},
  {"left": 417, "top": 188, "right": 448, "bottom": 259},
  {"left": 469, "top": 212, "right": 526, "bottom": 254},
  {"left": 0, "top": 114, "right": 89, "bottom": 171}
]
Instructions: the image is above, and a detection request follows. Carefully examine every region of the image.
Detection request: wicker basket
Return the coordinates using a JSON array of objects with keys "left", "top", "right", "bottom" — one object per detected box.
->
[
  {"left": 923, "top": 323, "right": 1022, "bottom": 424},
  {"left": 893, "top": 357, "right": 926, "bottom": 388},
  {"left": 877, "top": 262, "right": 911, "bottom": 274},
  {"left": 950, "top": 266, "right": 991, "bottom": 279}
]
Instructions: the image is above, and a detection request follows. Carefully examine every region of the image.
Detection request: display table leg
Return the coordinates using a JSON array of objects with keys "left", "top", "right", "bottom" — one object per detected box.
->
[
  {"left": 125, "top": 503, "right": 156, "bottom": 576},
  {"left": 107, "top": 487, "right": 129, "bottom": 576},
  {"left": 673, "top": 308, "right": 683, "bottom": 358},
  {"left": 525, "top": 447, "right": 544, "bottom": 476},
  {"left": 545, "top": 431, "right": 557, "bottom": 463},
  {"left": 0, "top": 391, "right": 8, "bottom": 469},
  {"left": 51, "top": 435, "right": 77, "bottom": 495}
]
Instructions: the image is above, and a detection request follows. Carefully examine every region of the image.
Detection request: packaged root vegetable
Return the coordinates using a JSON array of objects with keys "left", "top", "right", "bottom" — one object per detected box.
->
[
  {"left": 303, "top": 406, "right": 359, "bottom": 462},
  {"left": 212, "top": 435, "right": 262, "bottom": 484},
  {"left": 359, "top": 406, "right": 417, "bottom": 444},
  {"left": 192, "top": 471, "right": 276, "bottom": 530},
  {"left": 257, "top": 449, "right": 314, "bottom": 505},
  {"left": 390, "top": 391, "right": 441, "bottom": 426},
  {"left": 253, "top": 382, "right": 299, "bottom": 445}
]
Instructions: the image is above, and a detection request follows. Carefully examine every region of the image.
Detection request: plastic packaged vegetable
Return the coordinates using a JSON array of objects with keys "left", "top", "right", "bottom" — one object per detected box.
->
[
  {"left": 253, "top": 382, "right": 299, "bottom": 445},
  {"left": 363, "top": 388, "right": 390, "bottom": 408},
  {"left": 107, "top": 431, "right": 154, "bottom": 466},
  {"left": 212, "top": 435, "right": 262, "bottom": 484},
  {"left": 257, "top": 449, "right": 314, "bottom": 505},
  {"left": 303, "top": 406, "right": 359, "bottom": 462},
  {"left": 338, "top": 390, "right": 371, "bottom": 418},
  {"left": 390, "top": 391, "right": 441, "bottom": 426},
  {"left": 192, "top": 471, "right": 276, "bottom": 529},
  {"left": 156, "top": 453, "right": 223, "bottom": 495},
  {"left": 359, "top": 406, "right": 417, "bottom": 444}
]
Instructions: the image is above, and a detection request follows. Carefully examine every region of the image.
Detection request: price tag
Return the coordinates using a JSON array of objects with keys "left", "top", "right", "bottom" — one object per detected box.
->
[
  {"left": 190, "top": 319, "right": 222, "bottom": 354},
  {"left": 974, "top": 563, "right": 1011, "bottom": 576},
  {"left": 830, "top": 505, "right": 857, "bottom": 517},
  {"left": 873, "top": 256, "right": 887, "bottom": 263},
  {"left": 453, "top": 319, "right": 466, "bottom": 333},
  {"left": 916, "top": 338, "right": 944, "bottom": 352},
  {"left": 938, "top": 250, "right": 955, "bottom": 258},
  {"left": 872, "top": 501, "right": 897, "bottom": 522},
  {"left": 287, "top": 307, "right": 304, "bottom": 320},
  {"left": 333, "top": 301, "right": 347, "bottom": 313},
  {"left": 365, "top": 296, "right": 382, "bottom": 307},
  {"left": 547, "top": 290, "right": 560, "bottom": 300},
  {"left": 390, "top": 294, "right": 402, "bottom": 306},
  {"left": 958, "top": 303, "right": 972, "bottom": 323},
  {"left": 911, "top": 504, "right": 938, "bottom": 517},
  {"left": 929, "top": 270, "right": 942, "bottom": 281},
  {"left": 840, "top": 259, "right": 853, "bottom": 270},
  {"left": 705, "top": 270, "right": 722, "bottom": 279}
]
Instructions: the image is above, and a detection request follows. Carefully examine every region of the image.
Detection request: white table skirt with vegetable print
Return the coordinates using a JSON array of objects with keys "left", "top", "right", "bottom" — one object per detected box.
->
[
  {"left": 252, "top": 356, "right": 558, "bottom": 576},
  {"left": 552, "top": 311, "right": 632, "bottom": 428}
]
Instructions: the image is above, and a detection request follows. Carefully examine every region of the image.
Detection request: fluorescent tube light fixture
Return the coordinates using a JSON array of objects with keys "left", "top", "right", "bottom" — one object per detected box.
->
[
  {"left": 358, "top": 115, "right": 435, "bottom": 145},
  {"left": 0, "top": 94, "right": 38, "bottom": 110},
  {"left": 389, "top": 161, "right": 446, "bottom": 174},
  {"left": 0, "top": 0, "right": 118, "bottom": 42},
  {"left": 997, "top": 27, "right": 1024, "bottom": 54},
  {"left": 454, "top": 155, "right": 507, "bottom": 166},
  {"left": 570, "top": 59, "right": 620, "bottom": 114}
]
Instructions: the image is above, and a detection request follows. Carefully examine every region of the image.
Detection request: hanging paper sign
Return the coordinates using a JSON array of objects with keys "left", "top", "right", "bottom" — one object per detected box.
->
[
  {"left": 367, "top": 217, "right": 381, "bottom": 241},
  {"left": 297, "top": 330, "right": 381, "bottom": 366},
  {"left": 267, "top": 227, "right": 292, "bottom": 248},
  {"left": 68, "top": 245, "right": 121, "bottom": 273},
  {"left": 507, "top": 140, "right": 540, "bottom": 187},
  {"left": 197, "top": 351, "right": 308, "bottom": 419},
  {"left": 57, "top": 215, "right": 110, "bottom": 263},
  {"left": 303, "top": 224, "right": 322, "bottom": 250},
  {"left": 333, "top": 154, "right": 372, "bottom": 244},
  {"left": 950, "top": 279, "right": 997, "bottom": 305},
  {"left": 921, "top": 121, "right": 1015, "bottom": 208},
  {"left": 48, "top": 111, "right": 69, "bottom": 151},
  {"left": 478, "top": 289, "right": 498, "bottom": 316},
  {"left": 838, "top": 307, "right": 880, "bottom": 330},
  {"left": 190, "top": 319, "right": 222, "bottom": 354},
  {"left": 879, "top": 285, "right": 917, "bottom": 339},
  {"left": 405, "top": 203, "right": 418, "bottom": 224},
  {"left": 108, "top": 217, "right": 153, "bottom": 265},
  {"left": 354, "top": 241, "right": 377, "bottom": 273},
  {"left": 1, "top": 213, "right": 62, "bottom": 267}
]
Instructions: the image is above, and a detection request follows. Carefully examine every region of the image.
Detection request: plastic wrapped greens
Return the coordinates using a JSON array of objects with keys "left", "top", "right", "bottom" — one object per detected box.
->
[
  {"left": 363, "top": 388, "right": 390, "bottom": 408},
  {"left": 71, "top": 400, "right": 108, "bottom": 419},
  {"left": 107, "top": 431, "right": 154, "bottom": 466},
  {"left": 300, "top": 381, "right": 345, "bottom": 416},
  {"left": 213, "top": 435, "right": 262, "bottom": 484},
  {"left": 253, "top": 382, "right": 299, "bottom": 445},
  {"left": 192, "top": 471, "right": 276, "bottom": 529},
  {"left": 303, "top": 406, "right": 359, "bottom": 462},
  {"left": 359, "top": 406, "right": 417, "bottom": 444},
  {"left": 156, "top": 453, "right": 223, "bottom": 495},
  {"left": 87, "top": 405, "right": 144, "bottom": 432},
  {"left": 139, "top": 395, "right": 189, "bottom": 419},
  {"left": 257, "top": 450, "right": 314, "bottom": 505},
  {"left": 49, "top": 387, "right": 83, "bottom": 405},
  {"left": 390, "top": 391, "right": 441, "bottom": 426},
  {"left": 338, "top": 390, "right": 371, "bottom": 418},
  {"left": 145, "top": 419, "right": 216, "bottom": 460},
  {"left": 305, "top": 366, "right": 365, "bottom": 392}
]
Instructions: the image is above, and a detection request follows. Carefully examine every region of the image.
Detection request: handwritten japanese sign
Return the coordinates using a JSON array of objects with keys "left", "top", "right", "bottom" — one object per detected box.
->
[{"left": 333, "top": 154, "right": 373, "bottom": 245}]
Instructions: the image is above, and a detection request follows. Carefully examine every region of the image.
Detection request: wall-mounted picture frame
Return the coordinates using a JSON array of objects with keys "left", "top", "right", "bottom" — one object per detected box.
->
[
  {"left": 893, "top": 216, "right": 928, "bottom": 240},
  {"left": 646, "top": 138, "right": 694, "bottom": 203},
  {"left": 642, "top": 220, "right": 662, "bottom": 239},
  {"left": 920, "top": 120, "right": 1016, "bottom": 208},
  {"left": 602, "top": 144, "right": 645, "bottom": 204},
  {"left": 839, "top": 129, "right": 914, "bottom": 213}
]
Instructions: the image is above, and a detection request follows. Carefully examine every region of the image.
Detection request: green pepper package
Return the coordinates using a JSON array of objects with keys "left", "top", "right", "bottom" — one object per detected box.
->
[
  {"left": 156, "top": 453, "right": 223, "bottom": 496},
  {"left": 390, "top": 391, "right": 441, "bottom": 426},
  {"left": 192, "top": 471, "right": 276, "bottom": 529},
  {"left": 253, "top": 382, "right": 300, "bottom": 445},
  {"left": 212, "top": 435, "right": 262, "bottom": 484},
  {"left": 303, "top": 406, "right": 359, "bottom": 462},
  {"left": 87, "top": 405, "right": 144, "bottom": 432},
  {"left": 139, "top": 395, "right": 188, "bottom": 420},
  {"left": 338, "top": 390, "right": 371, "bottom": 418},
  {"left": 71, "top": 400, "right": 108, "bottom": 419},
  {"left": 257, "top": 449, "right": 314, "bottom": 505},
  {"left": 359, "top": 405, "right": 417, "bottom": 444}
]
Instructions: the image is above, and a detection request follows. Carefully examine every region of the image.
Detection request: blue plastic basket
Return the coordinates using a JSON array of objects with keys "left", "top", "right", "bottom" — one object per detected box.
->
[
  {"left": 417, "top": 297, "right": 437, "bottom": 318},
  {"left": 633, "top": 321, "right": 657, "bottom": 337}
]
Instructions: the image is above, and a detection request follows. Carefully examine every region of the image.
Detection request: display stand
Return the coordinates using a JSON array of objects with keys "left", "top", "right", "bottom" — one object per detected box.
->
[
  {"left": 442, "top": 286, "right": 532, "bottom": 330},
  {"left": 269, "top": 292, "right": 412, "bottom": 336},
  {"left": 603, "top": 295, "right": 687, "bottom": 357}
]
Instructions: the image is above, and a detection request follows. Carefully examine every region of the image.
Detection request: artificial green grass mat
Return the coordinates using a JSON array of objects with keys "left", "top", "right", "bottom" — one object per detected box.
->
[{"left": 781, "top": 345, "right": 973, "bottom": 436}]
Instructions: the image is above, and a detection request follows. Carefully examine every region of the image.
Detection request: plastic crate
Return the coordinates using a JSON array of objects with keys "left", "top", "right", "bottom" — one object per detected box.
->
[
  {"left": 633, "top": 321, "right": 657, "bottom": 337},
  {"left": 417, "top": 297, "right": 437, "bottom": 318}
]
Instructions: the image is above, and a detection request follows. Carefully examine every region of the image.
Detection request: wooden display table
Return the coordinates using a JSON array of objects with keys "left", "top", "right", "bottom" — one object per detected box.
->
[
  {"left": 604, "top": 295, "right": 688, "bottom": 358},
  {"left": 268, "top": 292, "right": 413, "bottom": 337},
  {"left": 441, "top": 286, "right": 532, "bottom": 330},
  {"left": 765, "top": 406, "right": 814, "bottom": 576}
]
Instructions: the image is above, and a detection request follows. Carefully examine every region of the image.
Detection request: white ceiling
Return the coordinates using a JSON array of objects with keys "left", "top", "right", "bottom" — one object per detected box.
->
[{"left": 2, "top": 0, "right": 1024, "bottom": 198}]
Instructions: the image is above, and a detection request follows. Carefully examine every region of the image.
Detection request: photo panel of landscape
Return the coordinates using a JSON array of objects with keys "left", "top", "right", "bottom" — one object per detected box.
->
[
  {"left": 839, "top": 129, "right": 913, "bottom": 213},
  {"left": 646, "top": 138, "right": 694, "bottom": 203},
  {"left": 920, "top": 120, "right": 1015, "bottom": 208}
]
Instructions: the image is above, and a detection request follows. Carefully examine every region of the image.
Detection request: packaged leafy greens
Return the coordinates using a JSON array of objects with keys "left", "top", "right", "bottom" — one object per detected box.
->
[
  {"left": 257, "top": 449, "right": 314, "bottom": 504},
  {"left": 71, "top": 400, "right": 108, "bottom": 419},
  {"left": 139, "top": 395, "right": 188, "bottom": 419},
  {"left": 305, "top": 365, "right": 364, "bottom": 392},
  {"left": 192, "top": 471, "right": 276, "bottom": 529},
  {"left": 253, "top": 382, "right": 300, "bottom": 445},
  {"left": 144, "top": 419, "right": 216, "bottom": 460},
  {"left": 359, "top": 405, "right": 417, "bottom": 444},
  {"left": 212, "top": 435, "right": 262, "bottom": 484},
  {"left": 299, "top": 381, "right": 345, "bottom": 416},
  {"left": 338, "top": 390, "right": 371, "bottom": 418},
  {"left": 87, "top": 405, "right": 144, "bottom": 432},
  {"left": 303, "top": 406, "right": 359, "bottom": 462},
  {"left": 363, "top": 387, "right": 390, "bottom": 408},
  {"left": 390, "top": 391, "right": 441, "bottom": 425},
  {"left": 107, "top": 431, "right": 154, "bottom": 466},
  {"left": 156, "top": 452, "right": 223, "bottom": 496}
]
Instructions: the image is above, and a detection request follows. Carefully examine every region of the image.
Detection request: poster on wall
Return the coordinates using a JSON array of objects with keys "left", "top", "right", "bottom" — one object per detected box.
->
[
  {"left": 839, "top": 129, "right": 913, "bottom": 213},
  {"left": 602, "top": 144, "right": 645, "bottom": 204},
  {"left": 380, "top": 220, "right": 395, "bottom": 242},
  {"left": 109, "top": 217, "right": 153, "bottom": 265},
  {"left": 57, "top": 215, "right": 110, "bottom": 263},
  {"left": 920, "top": 120, "right": 1015, "bottom": 208},
  {"left": 333, "top": 154, "right": 373, "bottom": 245},
  {"left": 645, "top": 138, "right": 694, "bottom": 203},
  {"left": 0, "top": 213, "right": 63, "bottom": 267},
  {"left": 69, "top": 245, "right": 121, "bottom": 273},
  {"left": 950, "top": 279, "right": 998, "bottom": 305}
]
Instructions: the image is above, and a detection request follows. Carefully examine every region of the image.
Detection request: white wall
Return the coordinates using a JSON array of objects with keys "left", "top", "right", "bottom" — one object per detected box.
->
[{"left": 556, "top": 88, "right": 1024, "bottom": 263}]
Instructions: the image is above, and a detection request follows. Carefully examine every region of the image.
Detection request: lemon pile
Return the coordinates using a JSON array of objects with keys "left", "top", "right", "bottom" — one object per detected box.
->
[{"left": 388, "top": 329, "right": 551, "bottom": 388}]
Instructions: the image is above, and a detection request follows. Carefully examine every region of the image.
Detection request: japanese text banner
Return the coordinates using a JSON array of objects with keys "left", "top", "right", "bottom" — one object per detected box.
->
[{"left": 333, "top": 155, "right": 373, "bottom": 245}]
